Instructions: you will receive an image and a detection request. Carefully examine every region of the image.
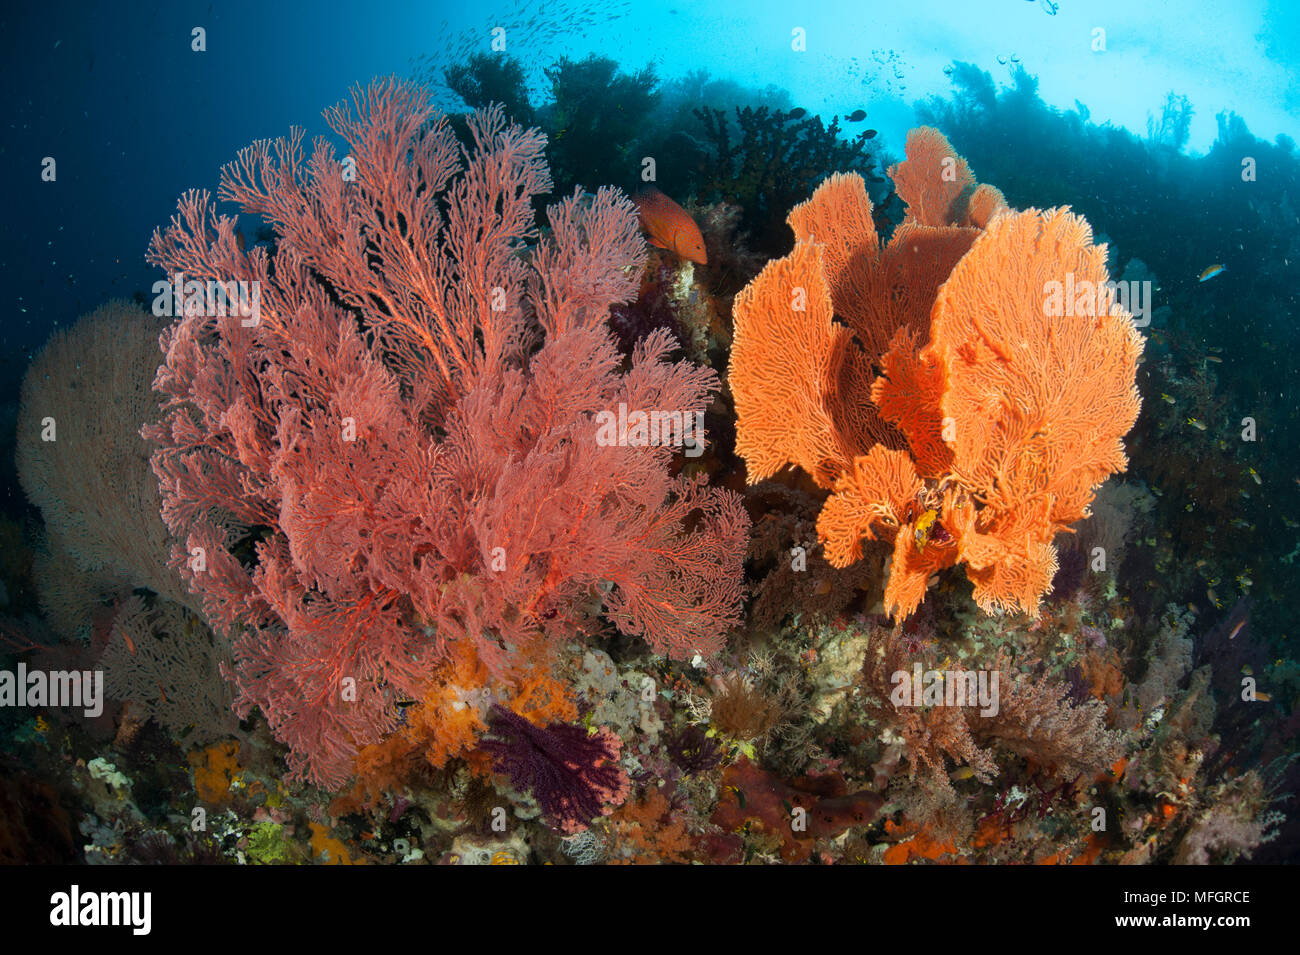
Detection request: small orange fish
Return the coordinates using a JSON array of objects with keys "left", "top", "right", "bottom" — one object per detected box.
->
[
  {"left": 634, "top": 188, "right": 707, "bottom": 265},
  {"left": 1198, "top": 264, "right": 1226, "bottom": 282}
]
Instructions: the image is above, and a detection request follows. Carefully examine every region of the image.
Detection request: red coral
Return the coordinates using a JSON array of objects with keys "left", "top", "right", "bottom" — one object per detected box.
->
[{"left": 144, "top": 79, "right": 747, "bottom": 787}]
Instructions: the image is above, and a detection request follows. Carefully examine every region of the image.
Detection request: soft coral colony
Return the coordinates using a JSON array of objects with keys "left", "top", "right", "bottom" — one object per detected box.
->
[{"left": 143, "top": 78, "right": 747, "bottom": 808}]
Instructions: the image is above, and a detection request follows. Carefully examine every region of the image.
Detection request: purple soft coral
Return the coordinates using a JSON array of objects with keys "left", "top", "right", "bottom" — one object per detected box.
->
[{"left": 481, "top": 704, "right": 630, "bottom": 833}]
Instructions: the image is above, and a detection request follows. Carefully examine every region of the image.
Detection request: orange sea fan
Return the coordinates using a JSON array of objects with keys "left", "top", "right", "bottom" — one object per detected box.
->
[
  {"left": 904, "top": 207, "right": 1143, "bottom": 615},
  {"left": 731, "top": 132, "right": 1142, "bottom": 621},
  {"left": 785, "top": 174, "right": 881, "bottom": 352},
  {"left": 888, "top": 127, "right": 977, "bottom": 228},
  {"left": 925, "top": 207, "right": 1144, "bottom": 531},
  {"left": 786, "top": 172, "right": 977, "bottom": 363},
  {"left": 883, "top": 528, "right": 960, "bottom": 620},
  {"left": 866, "top": 224, "right": 979, "bottom": 355},
  {"left": 786, "top": 172, "right": 880, "bottom": 288},
  {"left": 888, "top": 127, "right": 1009, "bottom": 231},
  {"left": 872, "top": 327, "right": 952, "bottom": 479},
  {"left": 766, "top": 172, "right": 970, "bottom": 472},
  {"left": 945, "top": 494, "right": 1061, "bottom": 616},
  {"left": 818, "top": 446, "right": 922, "bottom": 567},
  {"left": 730, "top": 241, "right": 854, "bottom": 487},
  {"left": 967, "top": 184, "right": 1009, "bottom": 229}
]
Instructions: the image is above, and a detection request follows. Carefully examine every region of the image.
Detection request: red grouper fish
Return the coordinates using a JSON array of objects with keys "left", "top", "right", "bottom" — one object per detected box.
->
[{"left": 633, "top": 187, "right": 708, "bottom": 265}]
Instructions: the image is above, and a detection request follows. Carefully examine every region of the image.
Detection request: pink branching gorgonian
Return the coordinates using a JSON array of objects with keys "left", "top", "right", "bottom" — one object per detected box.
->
[{"left": 144, "top": 78, "right": 748, "bottom": 788}]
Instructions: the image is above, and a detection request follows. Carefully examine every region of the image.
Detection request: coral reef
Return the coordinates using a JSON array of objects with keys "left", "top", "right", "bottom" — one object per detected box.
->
[{"left": 4, "top": 53, "right": 1296, "bottom": 871}]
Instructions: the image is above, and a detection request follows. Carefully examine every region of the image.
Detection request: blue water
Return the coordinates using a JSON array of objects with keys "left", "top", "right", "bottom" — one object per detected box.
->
[{"left": 4, "top": 0, "right": 1298, "bottom": 362}]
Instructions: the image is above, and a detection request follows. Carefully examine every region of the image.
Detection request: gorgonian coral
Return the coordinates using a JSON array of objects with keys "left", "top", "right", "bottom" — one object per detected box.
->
[
  {"left": 144, "top": 78, "right": 747, "bottom": 787},
  {"left": 480, "top": 704, "right": 630, "bottom": 833},
  {"left": 729, "top": 128, "right": 1141, "bottom": 620}
]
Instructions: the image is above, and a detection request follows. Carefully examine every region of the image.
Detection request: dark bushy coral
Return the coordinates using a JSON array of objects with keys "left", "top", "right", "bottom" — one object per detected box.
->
[
  {"left": 541, "top": 55, "right": 660, "bottom": 196},
  {"left": 694, "top": 105, "right": 884, "bottom": 253}
]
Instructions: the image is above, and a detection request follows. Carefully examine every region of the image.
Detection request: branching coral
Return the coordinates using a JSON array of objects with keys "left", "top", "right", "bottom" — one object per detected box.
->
[
  {"left": 144, "top": 78, "right": 748, "bottom": 787},
  {"left": 858, "top": 621, "right": 1121, "bottom": 794}
]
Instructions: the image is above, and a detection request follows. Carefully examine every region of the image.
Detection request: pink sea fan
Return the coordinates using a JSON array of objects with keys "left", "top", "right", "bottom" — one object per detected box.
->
[{"left": 144, "top": 78, "right": 748, "bottom": 788}]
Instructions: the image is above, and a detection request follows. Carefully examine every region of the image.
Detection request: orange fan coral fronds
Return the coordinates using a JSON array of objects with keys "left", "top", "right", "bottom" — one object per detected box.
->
[
  {"left": 926, "top": 207, "right": 1144, "bottom": 531},
  {"left": 759, "top": 174, "right": 967, "bottom": 470},
  {"left": 911, "top": 207, "right": 1142, "bottom": 615},
  {"left": 946, "top": 494, "right": 1061, "bottom": 616},
  {"left": 818, "top": 446, "right": 921, "bottom": 567},
  {"left": 785, "top": 173, "right": 977, "bottom": 363},
  {"left": 888, "top": 128, "right": 1009, "bottom": 230},
  {"left": 967, "top": 184, "right": 1009, "bottom": 229},
  {"left": 732, "top": 131, "right": 1142, "bottom": 621},
  {"left": 964, "top": 537, "right": 1061, "bottom": 617},
  {"left": 786, "top": 174, "right": 888, "bottom": 364},
  {"left": 883, "top": 528, "right": 960, "bottom": 621},
  {"left": 888, "top": 128, "right": 977, "bottom": 228},
  {"left": 868, "top": 224, "right": 979, "bottom": 354},
  {"left": 730, "top": 241, "right": 853, "bottom": 487},
  {"left": 817, "top": 445, "right": 961, "bottom": 618},
  {"left": 872, "top": 327, "right": 952, "bottom": 478},
  {"left": 786, "top": 172, "right": 881, "bottom": 309}
]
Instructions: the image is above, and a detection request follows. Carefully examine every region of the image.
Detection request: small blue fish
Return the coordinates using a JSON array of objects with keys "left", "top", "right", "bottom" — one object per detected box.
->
[{"left": 1198, "top": 264, "right": 1226, "bottom": 282}]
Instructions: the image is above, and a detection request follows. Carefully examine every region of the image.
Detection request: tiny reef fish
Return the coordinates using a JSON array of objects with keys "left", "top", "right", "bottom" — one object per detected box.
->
[{"left": 1198, "top": 264, "right": 1226, "bottom": 282}]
